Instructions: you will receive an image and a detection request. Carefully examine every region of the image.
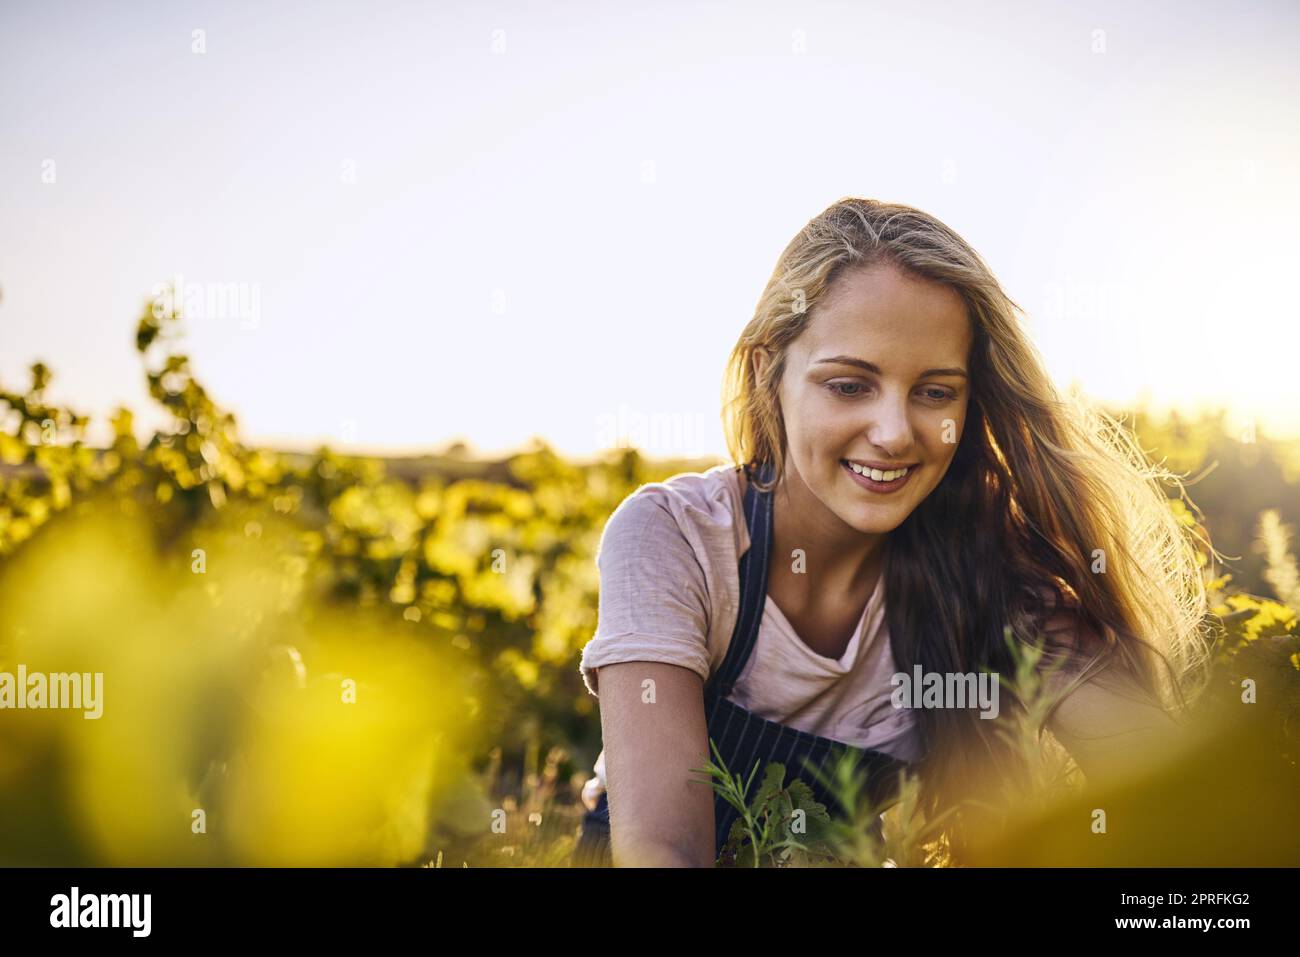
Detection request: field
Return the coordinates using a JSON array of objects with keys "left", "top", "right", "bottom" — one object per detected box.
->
[{"left": 1, "top": 297, "right": 1297, "bottom": 866}]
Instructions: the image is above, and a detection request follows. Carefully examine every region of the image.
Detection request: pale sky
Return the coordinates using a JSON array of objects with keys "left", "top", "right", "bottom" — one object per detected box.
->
[{"left": 2, "top": 0, "right": 1297, "bottom": 462}]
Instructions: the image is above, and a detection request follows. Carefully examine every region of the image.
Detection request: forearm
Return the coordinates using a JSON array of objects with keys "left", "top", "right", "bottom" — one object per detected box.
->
[{"left": 613, "top": 836, "right": 714, "bottom": 868}]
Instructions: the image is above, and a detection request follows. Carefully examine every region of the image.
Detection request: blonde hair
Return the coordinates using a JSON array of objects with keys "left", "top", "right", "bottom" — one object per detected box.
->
[{"left": 721, "top": 197, "right": 1215, "bottom": 848}]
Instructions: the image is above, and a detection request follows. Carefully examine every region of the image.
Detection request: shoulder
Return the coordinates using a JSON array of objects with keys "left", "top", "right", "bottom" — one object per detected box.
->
[
  {"left": 1017, "top": 581, "right": 1104, "bottom": 659},
  {"left": 580, "top": 468, "right": 742, "bottom": 695},
  {"left": 627, "top": 464, "right": 742, "bottom": 519},
  {"left": 1024, "top": 585, "right": 1157, "bottom": 711},
  {"left": 598, "top": 464, "right": 743, "bottom": 560}
]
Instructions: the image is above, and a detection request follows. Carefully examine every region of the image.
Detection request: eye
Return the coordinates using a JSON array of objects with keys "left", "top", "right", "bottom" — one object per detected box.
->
[
  {"left": 827, "top": 381, "right": 957, "bottom": 402},
  {"left": 921, "top": 387, "right": 958, "bottom": 402}
]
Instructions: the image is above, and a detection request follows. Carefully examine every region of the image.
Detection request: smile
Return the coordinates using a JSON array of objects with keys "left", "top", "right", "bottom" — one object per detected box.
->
[{"left": 840, "top": 459, "right": 916, "bottom": 493}]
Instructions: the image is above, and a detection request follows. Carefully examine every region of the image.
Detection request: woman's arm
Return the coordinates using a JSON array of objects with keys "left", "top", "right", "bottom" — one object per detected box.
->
[
  {"left": 1039, "top": 612, "right": 1195, "bottom": 786},
  {"left": 1045, "top": 669, "right": 1189, "bottom": 785},
  {"left": 596, "top": 660, "right": 717, "bottom": 867}
]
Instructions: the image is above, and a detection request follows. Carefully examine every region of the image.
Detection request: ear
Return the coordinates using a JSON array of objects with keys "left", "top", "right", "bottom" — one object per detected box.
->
[{"left": 752, "top": 346, "right": 771, "bottom": 384}]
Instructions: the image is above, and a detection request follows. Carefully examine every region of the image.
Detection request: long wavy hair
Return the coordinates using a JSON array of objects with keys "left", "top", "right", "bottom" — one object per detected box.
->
[{"left": 721, "top": 197, "right": 1216, "bottom": 856}]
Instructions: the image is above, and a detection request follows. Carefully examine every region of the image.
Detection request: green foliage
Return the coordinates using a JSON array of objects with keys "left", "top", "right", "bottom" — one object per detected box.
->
[
  {"left": 0, "top": 287, "right": 690, "bottom": 864},
  {"left": 0, "top": 291, "right": 677, "bottom": 760},
  {"left": 691, "top": 739, "right": 835, "bottom": 867}
]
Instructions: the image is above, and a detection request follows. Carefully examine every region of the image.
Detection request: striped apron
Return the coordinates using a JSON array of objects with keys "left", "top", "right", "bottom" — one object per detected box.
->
[{"left": 571, "top": 460, "right": 915, "bottom": 866}]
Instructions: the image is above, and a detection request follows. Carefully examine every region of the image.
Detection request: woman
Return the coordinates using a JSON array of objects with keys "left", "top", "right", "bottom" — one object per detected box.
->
[{"left": 573, "top": 197, "right": 1214, "bottom": 867}]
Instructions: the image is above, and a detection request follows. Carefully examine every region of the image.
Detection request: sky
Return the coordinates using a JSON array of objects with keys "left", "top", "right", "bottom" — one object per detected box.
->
[{"left": 2, "top": 0, "right": 1298, "bottom": 462}]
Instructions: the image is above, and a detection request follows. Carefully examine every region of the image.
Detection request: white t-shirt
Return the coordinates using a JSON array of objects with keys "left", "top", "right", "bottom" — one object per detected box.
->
[{"left": 579, "top": 463, "right": 925, "bottom": 787}]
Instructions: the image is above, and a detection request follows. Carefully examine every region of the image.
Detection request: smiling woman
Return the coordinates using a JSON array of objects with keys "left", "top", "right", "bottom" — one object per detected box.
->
[{"left": 573, "top": 197, "right": 1215, "bottom": 867}]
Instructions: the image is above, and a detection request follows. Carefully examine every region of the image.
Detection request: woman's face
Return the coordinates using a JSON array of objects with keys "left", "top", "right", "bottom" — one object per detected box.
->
[{"left": 754, "top": 261, "right": 973, "bottom": 536}]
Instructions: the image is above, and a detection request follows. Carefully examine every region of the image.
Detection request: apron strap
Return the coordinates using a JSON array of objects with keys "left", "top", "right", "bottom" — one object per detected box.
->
[{"left": 705, "top": 459, "right": 775, "bottom": 699}]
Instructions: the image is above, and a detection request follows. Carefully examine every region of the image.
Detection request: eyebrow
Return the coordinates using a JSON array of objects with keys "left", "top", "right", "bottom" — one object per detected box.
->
[{"left": 813, "top": 355, "right": 968, "bottom": 379}]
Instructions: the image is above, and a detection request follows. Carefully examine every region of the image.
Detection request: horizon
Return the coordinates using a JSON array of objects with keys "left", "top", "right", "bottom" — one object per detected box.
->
[{"left": 4, "top": 0, "right": 1298, "bottom": 460}]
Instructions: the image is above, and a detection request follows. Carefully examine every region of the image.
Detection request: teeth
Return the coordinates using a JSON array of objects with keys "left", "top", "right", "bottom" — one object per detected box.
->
[{"left": 846, "top": 461, "right": 910, "bottom": 481}]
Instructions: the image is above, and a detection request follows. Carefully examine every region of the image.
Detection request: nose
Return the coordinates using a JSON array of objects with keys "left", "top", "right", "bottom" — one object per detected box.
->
[{"left": 864, "top": 392, "right": 915, "bottom": 460}]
